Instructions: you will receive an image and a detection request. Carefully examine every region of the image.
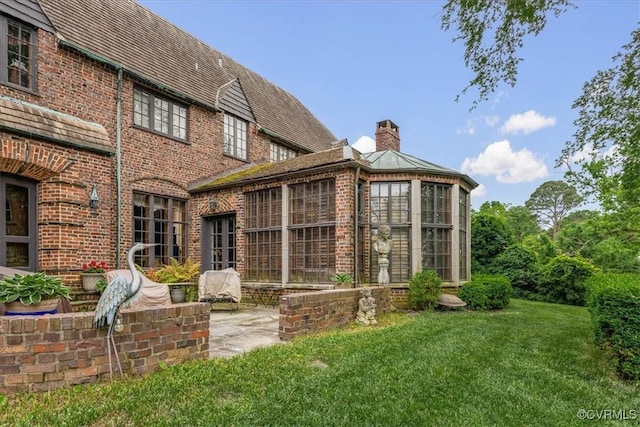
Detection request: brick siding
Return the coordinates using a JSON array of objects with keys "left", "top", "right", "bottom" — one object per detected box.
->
[
  {"left": 279, "top": 287, "right": 390, "bottom": 340},
  {"left": 0, "top": 303, "right": 210, "bottom": 394}
]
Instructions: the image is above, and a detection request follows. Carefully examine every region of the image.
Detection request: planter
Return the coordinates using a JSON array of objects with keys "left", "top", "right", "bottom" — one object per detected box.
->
[
  {"left": 81, "top": 273, "right": 104, "bottom": 292},
  {"left": 4, "top": 298, "right": 60, "bottom": 316},
  {"left": 170, "top": 285, "right": 186, "bottom": 303}
]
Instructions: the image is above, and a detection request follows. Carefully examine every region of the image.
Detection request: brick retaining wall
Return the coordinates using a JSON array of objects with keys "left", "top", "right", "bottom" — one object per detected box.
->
[
  {"left": 279, "top": 287, "right": 391, "bottom": 340},
  {"left": 0, "top": 303, "right": 210, "bottom": 394}
]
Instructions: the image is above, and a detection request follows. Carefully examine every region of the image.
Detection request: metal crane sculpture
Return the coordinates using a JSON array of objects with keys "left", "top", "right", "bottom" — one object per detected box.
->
[{"left": 93, "top": 242, "right": 156, "bottom": 378}]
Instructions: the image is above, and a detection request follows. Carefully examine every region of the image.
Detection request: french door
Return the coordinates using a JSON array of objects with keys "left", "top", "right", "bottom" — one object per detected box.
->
[
  {"left": 1, "top": 174, "right": 37, "bottom": 271},
  {"left": 202, "top": 215, "right": 236, "bottom": 271}
]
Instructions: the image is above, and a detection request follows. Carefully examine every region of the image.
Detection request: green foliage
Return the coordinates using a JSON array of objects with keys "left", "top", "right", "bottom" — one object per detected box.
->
[
  {"left": 95, "top": 278, "right": 108, "bottom": 294},
  {"left": 459, "top": 274, "right": 511, "bottom": 310},
  {"left": 521, "top": 233, "right": 558, "bottom": 265},
  {"left": 505, "top": 205, "right": 541, "bottom": 243},
  {"left": 492, "top": 245, "right": 540, "bottom": 299},
  {"left": 0, "top": 273, "right": 71, "bottom": 305},
  {"left": 538, "top": 254, "right": 598, "bottom": 306},
  {"left": 408, "top": 270, "right": 441, "bottom": 310},
  {"left": 587, "top": 273, "right": 640, "bottom": 379},
  {"left": 558, "top": 28, "right": 640, "bottom": 212},
  {"left": 332, "top": 273, "right": 353, "bottom": 285},
  {"left": 441, "top": 0, "right": 573, "bottom": 108},
  {"left": 525, "top": 180, "right": 582, "bottom": 241},
  {"left": 4, "top": 300, "right": 640, "bottom": 426},
  {"left": 471, "top": 212, "right": 513, "bottom": 273},
  {"left": 146, "top": 257, "right": 201, "bottom": 284}
]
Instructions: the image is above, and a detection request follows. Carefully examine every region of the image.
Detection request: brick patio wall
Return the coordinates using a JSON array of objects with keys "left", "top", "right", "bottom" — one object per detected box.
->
[
  {"left": 279, "top": 287, "right": 391, "bottom": 340},
  {"left": 0, "top": 303, "right": 210, "bottom": 394}
]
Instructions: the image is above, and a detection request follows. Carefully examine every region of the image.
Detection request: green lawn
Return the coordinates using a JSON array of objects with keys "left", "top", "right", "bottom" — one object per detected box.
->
[{"left": 2, "top": 299, "right": 639, "bottom": 426}]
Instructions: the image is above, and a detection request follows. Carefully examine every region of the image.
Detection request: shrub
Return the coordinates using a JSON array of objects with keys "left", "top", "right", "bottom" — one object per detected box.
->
[
  {"left": 460, "top": 275, "right": 511, "bottom": 310},
  {"left": 538, "top": 255, "right": 597, "bottom": 306},
  {"left": 408, "top": 270, "right": 441, "bottom": 310},
  {"left": 492, "top": 245, "right": 540, "bottom": 299},
  {"left": 587, "top": 273, "right": 640, "bottom": 380}
]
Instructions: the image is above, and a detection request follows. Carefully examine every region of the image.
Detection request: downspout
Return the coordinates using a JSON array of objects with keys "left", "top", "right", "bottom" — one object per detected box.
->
[
  {"left": 354, "top": 166, "right": 361, "bottom": 287},
  {"left": 116, "top": 68, "right": 123, "bottom": 267}
]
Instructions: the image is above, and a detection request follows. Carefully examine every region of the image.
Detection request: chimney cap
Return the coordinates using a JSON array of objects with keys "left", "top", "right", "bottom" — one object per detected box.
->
[{"left": 376, "top": 119, "right": 399, "bottom": 132}]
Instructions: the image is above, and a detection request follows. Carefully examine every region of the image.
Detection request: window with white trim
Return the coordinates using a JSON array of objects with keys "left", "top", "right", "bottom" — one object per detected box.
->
[
  {"left": 1, "top": 17, "right": 36, "bottom": 90},
  {"left": 224, "top": 114, "right": 247, "bottom": 160},
  {"left": 133, "top": 87, "right": 188, "bottom": 141}
]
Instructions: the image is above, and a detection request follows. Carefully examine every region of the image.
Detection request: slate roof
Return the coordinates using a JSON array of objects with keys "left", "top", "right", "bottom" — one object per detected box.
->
[
  {"left": 191, "top": 146, "right": 367, "bottom": 192},
  {"left": 36, "top": 0, "right": 336, "bottom": 152},
  {"left": 363, "top": 150, "right": 478, "bottom": 188},
  {"left": 0, "top": 96, "right": 112, "bottom": 154}
]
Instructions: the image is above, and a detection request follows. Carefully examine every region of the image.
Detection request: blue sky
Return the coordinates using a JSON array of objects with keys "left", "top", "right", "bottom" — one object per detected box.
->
[{"left": 140, "top": 0, "right": 639, "bottom": 209}]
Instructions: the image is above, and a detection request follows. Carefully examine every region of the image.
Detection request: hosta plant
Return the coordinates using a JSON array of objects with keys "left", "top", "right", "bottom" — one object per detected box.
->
[{"left": 0, "top": 273, "right": 71, "bottom": 305}]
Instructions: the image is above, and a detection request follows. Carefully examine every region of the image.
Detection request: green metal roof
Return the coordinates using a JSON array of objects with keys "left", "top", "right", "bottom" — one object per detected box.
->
[{"left": 363, "top": 150, "right": 478, "bottom": 188}]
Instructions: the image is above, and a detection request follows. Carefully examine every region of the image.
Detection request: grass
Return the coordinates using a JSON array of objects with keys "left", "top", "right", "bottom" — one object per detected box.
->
[{"left": 2, "top": 299, "right": 639, "bottom": 426}]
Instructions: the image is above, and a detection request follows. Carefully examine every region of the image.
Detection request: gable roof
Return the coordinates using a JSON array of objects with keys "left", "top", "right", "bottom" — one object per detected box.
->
[
  {"left": 36, "top": 0, "right": 335, "bottom": 152},
  {"left": 363, "top": 150, "right": 479, "bottom": 188}
]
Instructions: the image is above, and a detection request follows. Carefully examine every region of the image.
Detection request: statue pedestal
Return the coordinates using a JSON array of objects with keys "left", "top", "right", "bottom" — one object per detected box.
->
[{"left": 377, "top": 257, "right": 389, "bottom": 286}]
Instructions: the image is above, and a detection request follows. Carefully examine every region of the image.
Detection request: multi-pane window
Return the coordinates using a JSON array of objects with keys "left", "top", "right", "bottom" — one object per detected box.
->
[
  {"left": 224, "top": 113, "right": 247, "bottom": 160},
  {"left": 270, "top": 142, "right": 296, "bottom": 162},
  {"left": 370, "top": 182, "right": 411, "bottom": 282},
  {"left": 1, "top": 17, "right": 36, "bottom": 90},
  {"left": 289, "top": 179, "right": 336, "bottom": 283},
  {"left": 459, "top": 189, "right": 469, "bottom": 281},
  {"left": 245, "top": 188, "right": 282, "bottom": 282},
  {"left": 133, "top": 87, "right": 188, "bottom": 140},
  {"left": 133, "top": 192, "right": 187, "bottom": 267},
  {"left": 421, "top": 183, "right": 452, "bottom": 280},
  {"left": 1, "top": 174, "right": 37, "bottom": 271}
]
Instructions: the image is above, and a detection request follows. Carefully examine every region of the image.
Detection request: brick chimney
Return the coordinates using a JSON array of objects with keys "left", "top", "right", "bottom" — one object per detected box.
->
[{"left": 375, "top": 119, "right": 400, "bottom": 151}]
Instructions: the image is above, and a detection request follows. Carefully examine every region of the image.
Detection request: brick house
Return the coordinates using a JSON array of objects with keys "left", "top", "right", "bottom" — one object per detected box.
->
[
  {"left": 192, "top": 120, "right": 478, "bottom": 291},
  {"left": 0, "top": 0, "right": 476, "bottom": 296}
]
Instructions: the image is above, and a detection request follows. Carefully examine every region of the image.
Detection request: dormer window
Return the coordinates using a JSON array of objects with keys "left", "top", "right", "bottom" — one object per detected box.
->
[
  {"left": 1, "top": 17, "right": 36, "bottom": 91},
  {"left": 224, "top": 113, "right": 247, "bottom": 160}
]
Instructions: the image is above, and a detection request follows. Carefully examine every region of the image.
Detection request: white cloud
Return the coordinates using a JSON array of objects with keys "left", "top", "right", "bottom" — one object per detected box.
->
[
  {"left": 500, "top": 110, "right": 556, "bottom": 135},
  {"left": 484, "top": 115, "right": 500, "bottom": 127},
  {"left": 471, "top": 183, "right": 487, "bottom": 198},
  {"left": 457, "top": 115, "right": 499, "bottom": 136},
  {"left": 352, "top": 135, "right": 375, "bottom": 153},
  {"left": 461, "top": 140, "right": 549, "bottom": 183}
]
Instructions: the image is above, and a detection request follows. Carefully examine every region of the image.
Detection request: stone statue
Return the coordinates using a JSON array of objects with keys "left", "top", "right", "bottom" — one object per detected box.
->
[
  {"left": 356, "top": 288, "right": 378, "bottom": 326},
  {"left": 372, "top": 224, "right": 391, "bottom": 286}
]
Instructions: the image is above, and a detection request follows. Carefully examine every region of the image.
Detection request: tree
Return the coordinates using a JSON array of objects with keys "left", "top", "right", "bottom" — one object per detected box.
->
[
  {"left": 471, "top": 212, "right": 513, "bottom": 273},
  {"left": 525, "top": 180, "right": 582, "bottom": 241},
  {"left": 557, "top": 29, "right": 640, "bottom": 213},
  {"left": 441, "top": 0, "right": 574, "bottom": 108},
  {"left": 505, "top": 205, "right": 541, "bottom": 243}
]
